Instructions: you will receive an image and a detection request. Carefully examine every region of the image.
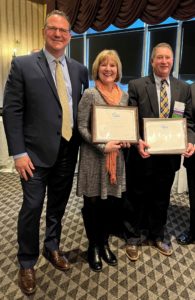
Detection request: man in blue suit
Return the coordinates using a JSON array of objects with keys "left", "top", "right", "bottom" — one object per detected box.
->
[{"left": 3, "top": 10, "right": 88, "bottom": 295}]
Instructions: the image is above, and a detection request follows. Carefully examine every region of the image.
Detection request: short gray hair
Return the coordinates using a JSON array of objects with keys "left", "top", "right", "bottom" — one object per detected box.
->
[{"left": 151, "top": 43, "right": 173, "bottom": 61}]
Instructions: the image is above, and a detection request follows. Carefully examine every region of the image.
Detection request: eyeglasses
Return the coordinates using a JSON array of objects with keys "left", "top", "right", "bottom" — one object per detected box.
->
[{"left": 46, "top": 26, "right": 71, "bottom": 34}]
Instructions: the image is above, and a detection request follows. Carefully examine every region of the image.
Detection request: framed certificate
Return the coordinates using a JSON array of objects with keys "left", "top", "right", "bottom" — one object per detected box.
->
[
  {"left": 143, "top": 118, "right": 187, "bottom": 154},
  {"left": 92, "top": 105, "right": 139, "bottom": 143}
]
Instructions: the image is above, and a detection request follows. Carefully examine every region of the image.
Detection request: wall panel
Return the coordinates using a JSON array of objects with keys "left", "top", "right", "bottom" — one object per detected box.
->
[{"left": 0, "top": 0, "right": 46, "bottom": 107}]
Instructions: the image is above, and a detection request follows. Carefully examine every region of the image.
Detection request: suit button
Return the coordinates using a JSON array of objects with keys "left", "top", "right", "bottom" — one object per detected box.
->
[
  {"left": 58, "top": 115, "right": 61, "bottom": 118},
  {"left": 57, "top": 131, "right": 60, "bottom": 135}
]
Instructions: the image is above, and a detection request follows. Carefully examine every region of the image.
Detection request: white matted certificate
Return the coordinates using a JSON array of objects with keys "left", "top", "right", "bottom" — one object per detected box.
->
[
  {"left": 143, "top": 118, "right": 187, "bottom": 154},
  {"left": 92, "top": 105, "right": 139, "bottom": 143}
]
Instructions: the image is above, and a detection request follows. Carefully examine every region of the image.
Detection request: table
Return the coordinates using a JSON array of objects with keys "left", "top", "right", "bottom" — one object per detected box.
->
[{"left": 0, "top": 116, "right": 15, "bottom": 172}]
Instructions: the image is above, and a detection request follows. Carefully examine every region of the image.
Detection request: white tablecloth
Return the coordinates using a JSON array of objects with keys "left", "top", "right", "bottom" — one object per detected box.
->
[{"left": 0, "top": 116, "right": 15, "bottom": 172}]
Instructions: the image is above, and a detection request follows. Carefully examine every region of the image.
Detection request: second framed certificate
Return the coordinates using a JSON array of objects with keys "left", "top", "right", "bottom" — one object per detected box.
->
[
  {"left": 92, "top": 105, "right": 139, "bottom": 143},
  {"left": 143, "top": 118, "right": 187, "bottom": 154}
]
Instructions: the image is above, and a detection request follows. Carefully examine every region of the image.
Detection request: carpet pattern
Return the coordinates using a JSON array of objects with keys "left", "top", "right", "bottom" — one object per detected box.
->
[{"left": 0, "top": 172, "right": 195, "bottom": 300}]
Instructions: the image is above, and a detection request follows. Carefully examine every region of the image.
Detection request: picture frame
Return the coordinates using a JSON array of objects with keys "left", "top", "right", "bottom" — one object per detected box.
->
[
  {"left": 92, "top": 105, "right": 139, "bottom": 143},
  {"left": 143, "top": 118, "right": 187, "bottom": 154}
]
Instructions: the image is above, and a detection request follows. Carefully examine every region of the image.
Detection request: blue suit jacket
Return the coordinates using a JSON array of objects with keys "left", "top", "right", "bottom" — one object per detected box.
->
[{"left": 3, "top": 50, "right": 88, "bottom": 167}]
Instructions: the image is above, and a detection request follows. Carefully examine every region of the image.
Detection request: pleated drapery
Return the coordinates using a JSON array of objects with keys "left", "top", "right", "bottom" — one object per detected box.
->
[{"left": 46, "top": 0, "right": 195, "bottom": 33}]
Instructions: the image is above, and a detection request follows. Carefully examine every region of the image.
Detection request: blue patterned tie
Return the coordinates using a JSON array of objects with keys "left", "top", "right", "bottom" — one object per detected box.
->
[{"left": 160, "top": 80, "right": 169, "bottom": 118}]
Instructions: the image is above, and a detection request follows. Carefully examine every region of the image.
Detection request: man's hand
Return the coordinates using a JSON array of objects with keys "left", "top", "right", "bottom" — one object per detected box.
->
[
  {"left": 138, "top": 139, "right": 151, "bottom": 158},
  {"left": 182, "top": 143, "right": 195, "bottom": 158},
  {"left": 15, "top": 155, "right": 35, "bottom": 181}
]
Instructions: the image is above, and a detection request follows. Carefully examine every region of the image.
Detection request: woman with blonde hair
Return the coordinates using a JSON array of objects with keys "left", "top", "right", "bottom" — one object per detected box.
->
[{"left": 77, "top": 49, "right": 130, "bottom": 271}]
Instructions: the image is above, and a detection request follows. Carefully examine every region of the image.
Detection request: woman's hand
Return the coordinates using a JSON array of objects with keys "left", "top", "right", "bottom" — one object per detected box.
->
[
  {"left": 104, "top": 141, "right": 121, "bottom": 153},
  {"left": 120, "top": 141, "right": 131, "bottom": 148}
]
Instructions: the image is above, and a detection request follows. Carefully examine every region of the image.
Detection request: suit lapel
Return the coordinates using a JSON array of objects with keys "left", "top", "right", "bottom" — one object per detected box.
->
[
  {"left": 66, "top": 57, "right": 77, "bottom": 121},
  {"left": 169, "top": 77, "right": 179, "bottom": 116},
  {"left": 146, "top": 76, "right": 159, "bottom": 116}
]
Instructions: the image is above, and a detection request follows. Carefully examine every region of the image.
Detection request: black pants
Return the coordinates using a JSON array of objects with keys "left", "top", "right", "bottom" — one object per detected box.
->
[
  {"left": 17, "top": 137, "right": 78, "bottom": 269},
  {"left": 124, "top": 149, "right": 175, "bottom": 243},
  {"left": 82, "top": 195, "right": 124, "bottom": 246}
]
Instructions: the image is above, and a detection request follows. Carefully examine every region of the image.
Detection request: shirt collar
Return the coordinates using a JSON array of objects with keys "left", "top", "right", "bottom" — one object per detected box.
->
[
  {"left": 43, "top": 48, "right": 66, "bottom": 65},
  {"left": 154, "top": 73, "right": 170, "bottom": 86}
]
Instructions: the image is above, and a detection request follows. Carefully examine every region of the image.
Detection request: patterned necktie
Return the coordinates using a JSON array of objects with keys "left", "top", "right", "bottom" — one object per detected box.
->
[
  {"left": 55, "top": 60, "right": 72, "bottom": 141},
  {"left": 160, "top": 79, "right": 169, "bottom": 118}
]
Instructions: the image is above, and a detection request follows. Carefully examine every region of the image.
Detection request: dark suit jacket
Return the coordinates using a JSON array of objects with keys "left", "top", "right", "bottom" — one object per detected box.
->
[
  {"left": 184, "top": 83, "right": 195, "bottom": 170},
  {"left": 3, "top": 50, "right": 88, "bottom": 167},
  {"left": 128, "top": 74, "right": 194, "bottom": 173}
]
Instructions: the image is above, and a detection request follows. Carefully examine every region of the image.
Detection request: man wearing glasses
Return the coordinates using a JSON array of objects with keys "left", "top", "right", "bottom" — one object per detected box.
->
[{"left": 3, "top": 10, "right": 88, "bottom": 295}]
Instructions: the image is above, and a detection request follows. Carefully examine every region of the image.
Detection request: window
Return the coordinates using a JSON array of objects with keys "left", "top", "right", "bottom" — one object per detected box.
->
[
  {"left": 69, "top": 36, "right": 84, "bottom": 64},
  {"left": 179, "top": 20, "right": 195, "bottom": 82},
  {"left": 88, "top": 30, "right": 144, "bottom": 84},
  {"left": 148, "top": 25, "right": 178, "bottom": 75},
  {"left": 68, "top": 17, "right": 195, "bottom": 88}
]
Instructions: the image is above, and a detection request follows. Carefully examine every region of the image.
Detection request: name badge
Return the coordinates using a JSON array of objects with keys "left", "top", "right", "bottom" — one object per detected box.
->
[{"left": 172, "top": 101, "right": 185, "bottom": 118}]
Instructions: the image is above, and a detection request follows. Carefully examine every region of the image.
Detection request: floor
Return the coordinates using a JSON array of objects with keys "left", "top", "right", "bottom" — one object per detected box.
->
[{"left": 0, "top": 172, "right": 195, "bottom": 300}]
